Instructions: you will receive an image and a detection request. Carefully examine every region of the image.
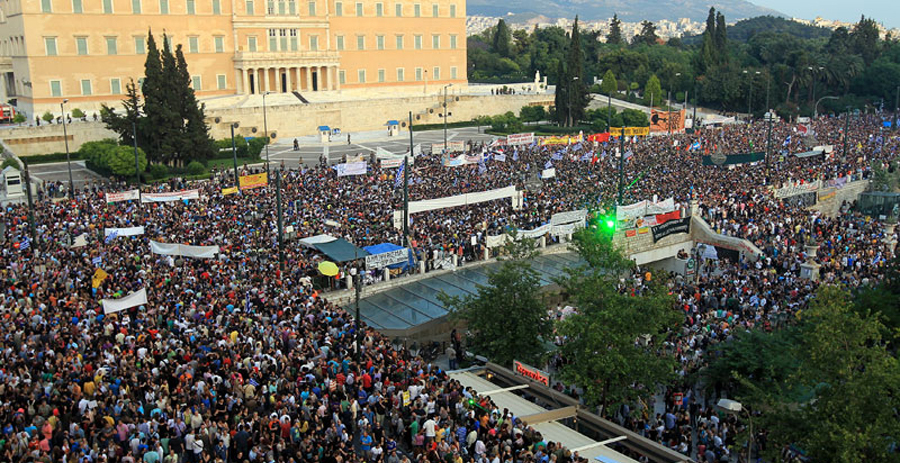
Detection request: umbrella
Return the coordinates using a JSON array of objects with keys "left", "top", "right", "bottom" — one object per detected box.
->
[{"left": 318, "top": 261, "right": 339, "bottom": 277}]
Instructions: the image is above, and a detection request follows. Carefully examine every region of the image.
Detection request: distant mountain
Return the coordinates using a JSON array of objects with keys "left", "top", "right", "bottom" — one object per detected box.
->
[
  {"left": 466, "top": 0, "right": 786, "bottom": 23},
  {"left": 682, "top": 16, "right": 833, "bottom": 44}
]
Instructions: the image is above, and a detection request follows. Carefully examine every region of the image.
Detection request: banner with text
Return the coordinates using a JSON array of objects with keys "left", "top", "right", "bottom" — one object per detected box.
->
[
  {"left": 336, "top": 161, "right": 367, "bottom": 177},
  {"left": 550, "top": 209, "right": 588, "bottom": 226},
  {"left": 431, "top": 141, "right": 466, "bottom": 153},
  {"left": 140, "top": 189, "right": 200, "bottom": 203},
  {"left": 610, "top": 126, "right": 650, "bottom": 137},
  {"left": 651, "top": 217, "right": 691, "bottom": 242},
  {"left": 106, "top": 189, "right": 140, "bottom": 203},
  {"left": 507, "top": 132, "right": 535, "bottom": 146},
  {"left": 150, "top": 241, "right": 220, "bottom": 259},
  {"left": 774, "top": 180, "right": 821, "bottom": 199},
  {"left": 239, "top": 173, "right": 268, "bottom": 190},
  {"left": 105, "top": 226, "right": 144, "bottom": 237},
  {"left": 365, "top": 248, "right": 408, "bottom": 269}
]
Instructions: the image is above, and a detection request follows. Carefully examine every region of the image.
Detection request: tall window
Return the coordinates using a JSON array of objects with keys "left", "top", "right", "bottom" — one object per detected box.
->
[
  {"left": 81, "top": 79, "right": 92, "bottom": 96},
  {"left": 308, "top": 35, "right": 317, "bottom": 51},
  {"left": 102, "top": 0, "right": 112, "bottom": 13},
  {"left": 213, "top": 0, "right": 221, "bottom": 14},
  {"left": 76, "top": 37, "right": 88, "bottom": 55},
  {"left": 414, "top": 35, "right": 421, "bottom": 50},
  {"left": 106, "top": 37, "right": 117, "bottom": 55},
  {"left": 432, "top": 66, "right": 439, "bottom": 80},
  {"left": 354, "top": 1, "right": 361, "bottom": 15},
  {"left": 41, "top": 0, "right": 52, "bottom": 13},
  {"left": 72, "top": 0, "right": 83, "bottom": 13},
  {"left": 291, "top": 29, "right": 299, "bottom": 50},
  {"left": 307, "top": 0, "right": 314, "bottom": 15},
  {"left": 396, "top": 68, "right": 404, "bottom": 82},
  {"left": 247, "top": 36, "right": 257, "bottom": 51},
  {"left": 336, "top": 35, "right": 344, "bottom": 51},
  {"left": 44, "top": 37, "right": 57, "bottom": 56},
  {"left": 134, "top": 36, "right": 145, "bottom": 54},
  {"left": 267, "top": 0, "right": 273, "bottom": 13},
  {"left": 449, "top": 3, "right": 455, "bottom": 17},
  {"left": 413, "top": 3, "right": 419, "bottom": 16},
  {"left": 431, "top": 3, "right": 437, "bottom": 16},
  {"left": 288, "top": 0, "right": 295, "bottom": 14},
  {"left": 449, "top": 35, "right": 457, "bottom": 49},
  {"left": 159, "top": 0, "right": 168, "bottom": 14},
  {"left": 450, "top": 66, "right": 457, "bottom": 79},
  {"left": 188, "top": 36, "right": 199, "bottom": 53},
  {"left": 356, "top": 35, "right": 364, "bottom": 50},
  {"left": 375, "top": 2, "right": 382, "bottom": 16},
  {"left": 376, "top": 35, "right": 384, "bottom": 50},
  {"left": 268, "top": 29, "right": 276, "bottom": 50},
  {"left": 278, "top": 0, "right": 284, "bottom": 14},
  {"left": 245, "top": 0, "right": 253, "bottom": 14},
  {"left": 191, "top": 75, "right": 201, "bottom": 90},
  {"left": 394, "top": 2, "right": 400, "bottom": 16},
  {"left": 431, "top": 34, "right": 439, "bottom": 49},
  {"left": 110, "top": 78, "right": 122, "bottom": 94},
  {"left": 50, "top": 80, "right": 62, "bottom": 97},
  {"left": 415, "top": 67, "right": 422, "bottom": 81},
  {"left": 377, "top": 69, "right": 385, "bottom": 83},
  {"left": 334, "top": 1, "right": 341, "bottom": 15},
  {"left": 357, "top": 69, "right": 365, "bottom": 83},
  {"left": 186, "top": 0, "right": 195, "bottom": 14},
  {"left": 132, "top": 0, "right": 141, "bottom": 13},
  {"left": 395, "top": 35, "right": 403, "bottom": 50},
  {"left": 338, "top": 70, "right": 345, "bottom": 85},
  {"left": 279, "top": 29, "right": 287, "bottom": 50},
  {"left": 214, "top": 36, "right": 224, "bottom": 53},
  {"left": 217, "top": 74, "right": 227, "bottom": 90}
]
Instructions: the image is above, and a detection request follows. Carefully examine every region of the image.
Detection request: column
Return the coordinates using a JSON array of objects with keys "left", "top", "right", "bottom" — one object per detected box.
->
[
  {"left": 242, "top": 68, "right": 250, "bottom": 94},
  {"left": 328, "top": 66, "right": 335, "bottom": 91},
  {"left": 286, "top": 67, "right": 292, "bottom": 92},
  {"left": 263, "top": 67, "right": 270, "bottom": 93},
  {"left": 317, "top": 66, "right": 325, "bottom": 91},
  {"left": 335, "top": 66, "right": 341, "bottom": 91},
  {"left": 306, "top": 66, "right": 312, "bottom": 92},
  {"left": 276, "top": 67, "right": 283, "bottom": 93}
]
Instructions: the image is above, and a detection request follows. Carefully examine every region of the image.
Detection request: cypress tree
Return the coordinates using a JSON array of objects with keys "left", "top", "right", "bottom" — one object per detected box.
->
[
  {"left": 159, "top": 34, "right": 183, "bottom": 166},
  {"left": 175, "top": 45, "right": 215, "bottom": 161},
  {"left": 554, "top": 60, "right": 568, "bottom": 126},
  {"left": 142, "top": 29, "right": 167, "bottom": 164},
  {"left": 565, "top": 16, "right": 589, "bottom": 126},
  {"left": 492, "top": 19, "right": 512, "bottom": 58},
  {"left": 607, "top": 14, "right": 623, "bottom": 46},
  {"left": 714, "top": 12, "right": 728, "bottom": 63}
]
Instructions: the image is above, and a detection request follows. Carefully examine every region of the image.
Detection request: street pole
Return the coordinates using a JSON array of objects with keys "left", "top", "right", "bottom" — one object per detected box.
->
[
  {"left": 617, "top": 129, "right": 624, "bottom": 205},
  {"left": 693, "top": 81, "right": 699, "bottom": 123},
  {"left": 231, "top": 124, "right": 240, "bottom": 188},
  {"left": 22, "top": 160, "right": 36, "bottom": 244},
  {"left": 894, "top": 85, "right": 899, "bottom": 132},
  {"left": 404, "top": 112, "right": 412, "bottom": 243},
  {"left": 263, "top": 91, "right": 271, "bottom": 176},
  {"left": 842, "top": 106, "right": 850, "bottom": 162},
  {"left": 765, "top": 74, "right": 771, "bottom": 114},
  {"left": 443, "top": 84, "right": 452, "bottom": 149},
  {"left": 275, "top": 169, "right": 284, "bottom": 272},
  {"left": 132, "top": 121, "right": 141, "bottom": 196},
  {"left": 354, "top": 270, "right": 361, "bottom": 362},
  {"left": 765, "top": 112, "right": 773, "bottom": 180},
  {"left": 667, "top": 91, "right": 672, "bottom": 138},
  {"left": 747, "top": 79, "right": 752, "bottom": 120},
  {"left": 607, "top": 92, "right": 612, "bottom": 132},
  {"left": 61, "top": 99, "right": 74, "bottom": 199}
]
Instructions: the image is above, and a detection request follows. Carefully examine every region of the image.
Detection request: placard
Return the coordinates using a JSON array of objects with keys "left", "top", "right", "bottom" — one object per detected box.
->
[
  {"left": 365, "top": 248, "right": 408, "bottom": 269},
  {"left": 506, "top": 132, "right": 535, "bottom": 146},
  {"left": 239, "top": 173, "right": 268, "bottom": 190}
]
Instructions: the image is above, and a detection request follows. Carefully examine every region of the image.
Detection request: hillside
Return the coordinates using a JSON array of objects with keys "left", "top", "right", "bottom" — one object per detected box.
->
[
  {"left": 466, "top": 0, "right": 785, "bottom": 23},
  {"left": 683, "top": 15, "right": 834, "bottom": 44}
]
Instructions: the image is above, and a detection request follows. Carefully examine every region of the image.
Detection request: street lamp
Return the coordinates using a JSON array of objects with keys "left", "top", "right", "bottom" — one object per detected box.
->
[
  {"left": 842, "top": 106, "right": 851, "bottom": 162},
  {"left": 764, "top": 111, "right": 774, "bottom": 181},
  {"left": 60, "top": 99, "right": 75, "bottom": 199},
  {"left": 262, "top": 91, "right": 272, "bottom": 175},
  {"left": 814, "top": 96, "right": 838, "bottom": 120},
  {"left": 717, "top": 399, "right": 753, "bottom": 463},
  {"left": 808, "top": 66, "right": 824, "bottom": 106},
  {"left": 568, "top": 76, "right": 579, "bottom": 127},
  {"left": 743, "top": 70, "right": 760, "bottom": 120},
  {"left": 442, "top": 83, "right": 453, "bottom": 151}
]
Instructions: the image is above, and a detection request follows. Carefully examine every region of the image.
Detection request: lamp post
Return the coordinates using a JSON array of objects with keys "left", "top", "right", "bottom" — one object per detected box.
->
[
  {"left": 717, "top": 399, "right": 753, "bottom": 463},
  {"left": 894, "top": 85, "right": 899, "bottom": 132},
  {"left": 743, "top": 70, "right": 760, "bottom": 120},
  {"left": 275, "top": 169, "right": 284, "bottom": 272},
  {"left": 60, "top": 99, "right": 75, "bottom": 199},
  {"left": 814, "top": 96, "right": 838, "bottom": 120},
  {"left": 405, "top": 112, "right": 412, "bottom": 244},
  {"left": 607, "top": 90, "right": 612, "bottom": 132},
  {"left": 667, "top": 90, "right": 672, "bottom": 137},
  {"left": 568, "top": 76, "right": 579, "bottom": 127},
  {"left": 842, "top": 106, "right": 851, "bottom": 162},
  {"left": 231, "top": 123, "right": 240, "bottom": 188},
  {"left": 765, "top": 111, "right": 774, "bottom": 180},
  {"left": 132, "top": 121, "right": 141, "bottom": 194},
  {"left": 442, "top": 83, "right": 453, "bottom": 150},
  {"left": 262, "top": 91, "right": 272, "bottom": 176}
]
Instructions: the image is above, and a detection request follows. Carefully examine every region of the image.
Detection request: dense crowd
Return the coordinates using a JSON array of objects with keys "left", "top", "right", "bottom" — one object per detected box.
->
[{"left": 1, "top": 111, "right": 898, "bottom": 463}]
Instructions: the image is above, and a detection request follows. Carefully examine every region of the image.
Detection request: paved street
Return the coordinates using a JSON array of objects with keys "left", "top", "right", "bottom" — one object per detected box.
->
[{"left": 28, "top": 160, "right": 105, "bottom": 188}]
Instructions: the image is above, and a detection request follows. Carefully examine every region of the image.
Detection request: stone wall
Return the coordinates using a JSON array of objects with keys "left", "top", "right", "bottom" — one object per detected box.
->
[
  {"left": 0, "top": 122, "right": 118, "bottom": 156},
  {"left": 810, "top": 180, "right": 870, "bottom": 217}
]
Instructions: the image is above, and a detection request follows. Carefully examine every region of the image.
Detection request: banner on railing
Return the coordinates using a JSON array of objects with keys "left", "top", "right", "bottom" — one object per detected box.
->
[
  {"left": 106, "top": 189, "right": 140, "bottom": 203},
  {"left": 365, "top": 248, "right": 408, "bottom": 270},
  {"left": 550, "top": 209, "right": 587, "bottom": 226},
  {"left": 140, "top": 189, "right": 200, "bottom": 203},
  {"left": 651, "top": 217, "right": 691, "bottom": 242},
  {"left": 336, "top": 161, "right": 367, "bottom": 177},
  {"left": 774, "top": 180, "right": 821, "bottom": 199}
]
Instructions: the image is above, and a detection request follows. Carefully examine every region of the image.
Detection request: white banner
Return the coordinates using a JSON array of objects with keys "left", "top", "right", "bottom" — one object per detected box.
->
[
  {"left": 550, "top": 209, "right": 587, "bottom": 226},
  {"left": 517, "top": 224, "right": 551, "bottom": 239},
  {"left": 551, "top": 222, "right": 584, "bottom": 237},
  {"left": 616, "top": 198, "right": 675, "bottom": 220},
  {"left": 105, "top": 226, "right": 145, "bottom": 237},
  {"left": 141, "top": 189, "right": 200, "bottom": 203},
  {"left": 507, "top": 133, "right": 535, "bottom": 146},
  {"left": 336, "top": 161, "right": 367, "bottom": 177},
  {"left": 365, "top": 248, "right": 408, "bottom": 269},
  {"left": 71, "top": 233, "right": 89, "bottom": 248},
  {"left": 405, "top": 185, "right": 517, "bottom": 215},
  {"left": 494, "top": 153, "right": 507, "bottom": 162},
  {"left": 774, "top": 180, "right": 821, "bottom": 199},
  {"left": 102, "top": 288, "right": 148, "bottom": 315},
  {"left": 105, "top": 189, "right": 140, "bottom": 203},
  {"left": 381, "top": 158, "right": 404, "bottom": 168},
  {"left": 541, "top": 168, "right": 556, "bottom": 179},
  {"left": 486, "top": 234, "right": 511, "bottom": 248},
  {"left": 150, "top": 241, "right": 220, "bottom": 259},
  {"left": 646, "top": 198, "right": 675, "bottom": 215},
  {"left": 432, "top": 141, "right": 466, "bottom": 153}
]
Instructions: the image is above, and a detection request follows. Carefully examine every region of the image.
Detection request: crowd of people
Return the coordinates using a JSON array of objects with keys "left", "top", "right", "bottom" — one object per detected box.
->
[{"left": 1, "top": 110, "right": 898, "bottom": 463}]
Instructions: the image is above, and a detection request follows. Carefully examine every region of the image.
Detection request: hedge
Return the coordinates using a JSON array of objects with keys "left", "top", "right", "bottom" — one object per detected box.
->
[
  {"left": 19, "top": 152, "right": 84, "bottom": 165},
  {"left": 411, "top": 120, "right": 486, "bottom": 132}
]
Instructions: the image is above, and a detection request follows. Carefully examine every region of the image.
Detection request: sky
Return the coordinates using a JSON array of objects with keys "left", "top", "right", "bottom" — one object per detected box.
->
[{"left": 749, "top": 0, "right": 898, "bottom": 29}]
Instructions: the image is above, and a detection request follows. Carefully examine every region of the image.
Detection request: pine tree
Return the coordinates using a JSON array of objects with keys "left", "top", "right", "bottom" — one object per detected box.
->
[
  {"left": 635, "top": 20, "right": 658, "bottom": 46},
  {"left": 492, "top": 19, "right": 512, "bottom": 58},
  {"left": 100, "top": 79, "right": 143, "bottom": 147},
  {"left": 643, "top": 74, "right": 662, "bottom": 107},
  {"left": 141, "top": 29, "right": 168, "bottom": 164},
  {"left": 600, "top": 69, "right": 617, "bottom": 96},
  {"left": 607, "top": 14, "right": 623, "bottom": 46},
  {"left": 158, "top": 34, "right": 182, "bottom": 166},
  {"left": 565, "top": 16, "right": 589, "bottom": 126},
  {"left": 175, "top": 45, "right": 215, "bottom": 161},
  {"left": 714, "top": 12, "right": 728, "bottom": 63},
  {"left": 554, "top": 60, "right": 568, "bottom": 125}
]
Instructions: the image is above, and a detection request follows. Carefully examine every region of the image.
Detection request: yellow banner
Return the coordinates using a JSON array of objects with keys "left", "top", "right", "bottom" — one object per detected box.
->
[
  {"left": 92, "top": 268, "right": 108, "bottom": 289},
  {"left": 239, "top": 173, "right": 268, "bottom": 190},
  {"left": 610, "top": 126, "right": 650, "bottom": 137},
  {"left": 539, "top": 134, "right": 584, "bottom": 146},
  {"left": 222, "top": 186, "right": 239, "bottom": 196}
]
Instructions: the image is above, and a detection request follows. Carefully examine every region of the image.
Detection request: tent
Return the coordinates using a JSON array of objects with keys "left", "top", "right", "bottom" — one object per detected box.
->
[
  {"left": 363, "top": 243, "right": 414, "bottom": 271},
  {"left": 313, "top": 238, "right": 369, "bottom": 263},
  {"left": 299, "top": 234, "right": 337, "bottom": 248}
]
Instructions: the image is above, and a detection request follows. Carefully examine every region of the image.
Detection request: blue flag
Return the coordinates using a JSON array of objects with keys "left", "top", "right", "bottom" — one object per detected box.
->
[
  {"left": 105, "top": 230, "right": 118, "bottom": 244},
  {"left": 394, "top": 159, "right": 405, "bottom": 189},
  {"left": 92, "top": 256, "right": 102, "bottom": 266},
  {"left": 544, "top": 160, "right": 553, "bottom": 169},
  {"left": 19, "top": 237, "right": 30, "bottom": 250}
]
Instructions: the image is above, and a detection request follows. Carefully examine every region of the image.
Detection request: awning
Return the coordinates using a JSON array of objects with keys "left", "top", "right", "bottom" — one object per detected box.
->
[
  {"left": 313, "top": 238, "right": 369, "bottom": 263},
  {"left": 318, "top": 126, "right": 331, "bottom": 131},
  {"left": 386, "top": 120, "right": 399, "bottom": 126},
  {"left": 298, "top": 234, "right": 337, "bottom": 247}
]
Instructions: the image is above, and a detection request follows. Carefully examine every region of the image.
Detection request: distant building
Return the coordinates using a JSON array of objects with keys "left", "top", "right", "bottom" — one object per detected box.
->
[{"left": 0, "top": 0, "right": 467, "bottom": 116}]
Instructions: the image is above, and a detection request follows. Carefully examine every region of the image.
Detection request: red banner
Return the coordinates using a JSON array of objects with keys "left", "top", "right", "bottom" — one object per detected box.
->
[
  {"left": 587, "top": 133, "right": 610, "bottom": 143},
  {"left": 655, "top": 209, "right": 682, "bottom": 225}
]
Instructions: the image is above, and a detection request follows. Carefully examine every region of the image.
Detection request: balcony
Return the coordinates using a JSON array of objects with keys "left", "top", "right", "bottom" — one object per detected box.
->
[{"left": 233, "top": 50, "right": 340, "bottom": 68}]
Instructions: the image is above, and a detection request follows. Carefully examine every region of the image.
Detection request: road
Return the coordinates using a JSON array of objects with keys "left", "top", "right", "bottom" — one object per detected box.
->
[{"left": 28, "top": 160, "right": 105, "bottom": 188}]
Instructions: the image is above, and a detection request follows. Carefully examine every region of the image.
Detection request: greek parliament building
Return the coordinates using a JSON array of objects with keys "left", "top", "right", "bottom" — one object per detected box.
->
[{"left": 0, "top": 0, "right": 467, "bottom": 116}]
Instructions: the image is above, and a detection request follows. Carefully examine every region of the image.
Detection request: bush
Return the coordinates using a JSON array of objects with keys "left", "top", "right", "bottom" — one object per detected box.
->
[
  {"left": 71, "top": 108, "right": 86, "bottom": 119},
  {"left": 1, "top": 158, "right": 21, "bottom": 170},
  {"left": 214, "top": 137, "right": 250, "bottom": 159},
  {"left": 107, "top": 146, "right": 147, "bottom": 177},
  {"left": 247, "top": 137, "right": 268, "bottom": 159},
  {"left": 12, "top": 114, "right": 25, "bottom": 124},
  {"left": 186, "top": 161, "right": 206, "bottom": 176},
  {"left": 148, "top": 163, "right": 169, "bottom": 180},
  {"left": 519, "top": 105, "right": 547, "bottom": 123},
  {"left": 19, "top": 152, "right": 78, "bottom": 164},
  {"left": 41, "top": 112, "right": 54, "bottom": 122}
]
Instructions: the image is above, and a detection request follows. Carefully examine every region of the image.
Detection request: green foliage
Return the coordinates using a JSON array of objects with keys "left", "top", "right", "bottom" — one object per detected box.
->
[
  {"left": 107, "top": 146, "right": 148, "bottom": 177},
  {"left": 247, "top": 137, "right": 268, "bottom": 159},
  {"left": 214, "top": 136, "right": 250, "bottom": 159},
  {"left": 519, "top": 105, "right": 547, "bottom": 122},
  {"left": 555, "top": 229, "right": 681, "bottom": 414},
  {"left": 186, "top": 160, "right": 205, "bottom": 176},
  {"left": 634, "top": 20, "right": 658, "bottom": 46},
  {"left": 41, "top": 112, "right": 53, "bottom": 123},
  {"left": 643, "top": 74, "right": 662, "bottom": 106},
  {"left": 1, "top": 158, "right": 21, "bottom": 170},
  {"left": 489, "top": 111, "right": 524, "bottom": 133},
  {"left": 599, "top": 69, "right": 617, "bottom": 95},
  {"left": 606, "top": 14, "right": 623, "bottom": 46},
  {"left": 147, "top": 163, "right": 169, "bottom": 180},
  {"left": 19, "top": 152, "right": 80, "bottom": 164},
  {"left": 70, "top": 108, "right": 86, "bottom": 119},
  {"left": 492, "top": 19, "right": 512, "bottom": 58},
  {"left": 562, "top": 17, "right": 590, "bottom": 127},
  {"left": 12, "top": 113, "right": 25, "bottom": 123},
  {"left": 439, "top": 234, "right": 550, "bottom": 367}
]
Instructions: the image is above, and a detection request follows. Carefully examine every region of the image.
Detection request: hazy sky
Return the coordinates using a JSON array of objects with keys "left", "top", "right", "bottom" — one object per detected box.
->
[{"left": 750, "top": 0, "right": 898, "bottom": 29}]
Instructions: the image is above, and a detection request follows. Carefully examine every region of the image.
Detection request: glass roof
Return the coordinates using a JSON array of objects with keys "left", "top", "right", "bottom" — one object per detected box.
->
[{"left": 353, "top": 252, "right": 582, "bottom": 330}]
